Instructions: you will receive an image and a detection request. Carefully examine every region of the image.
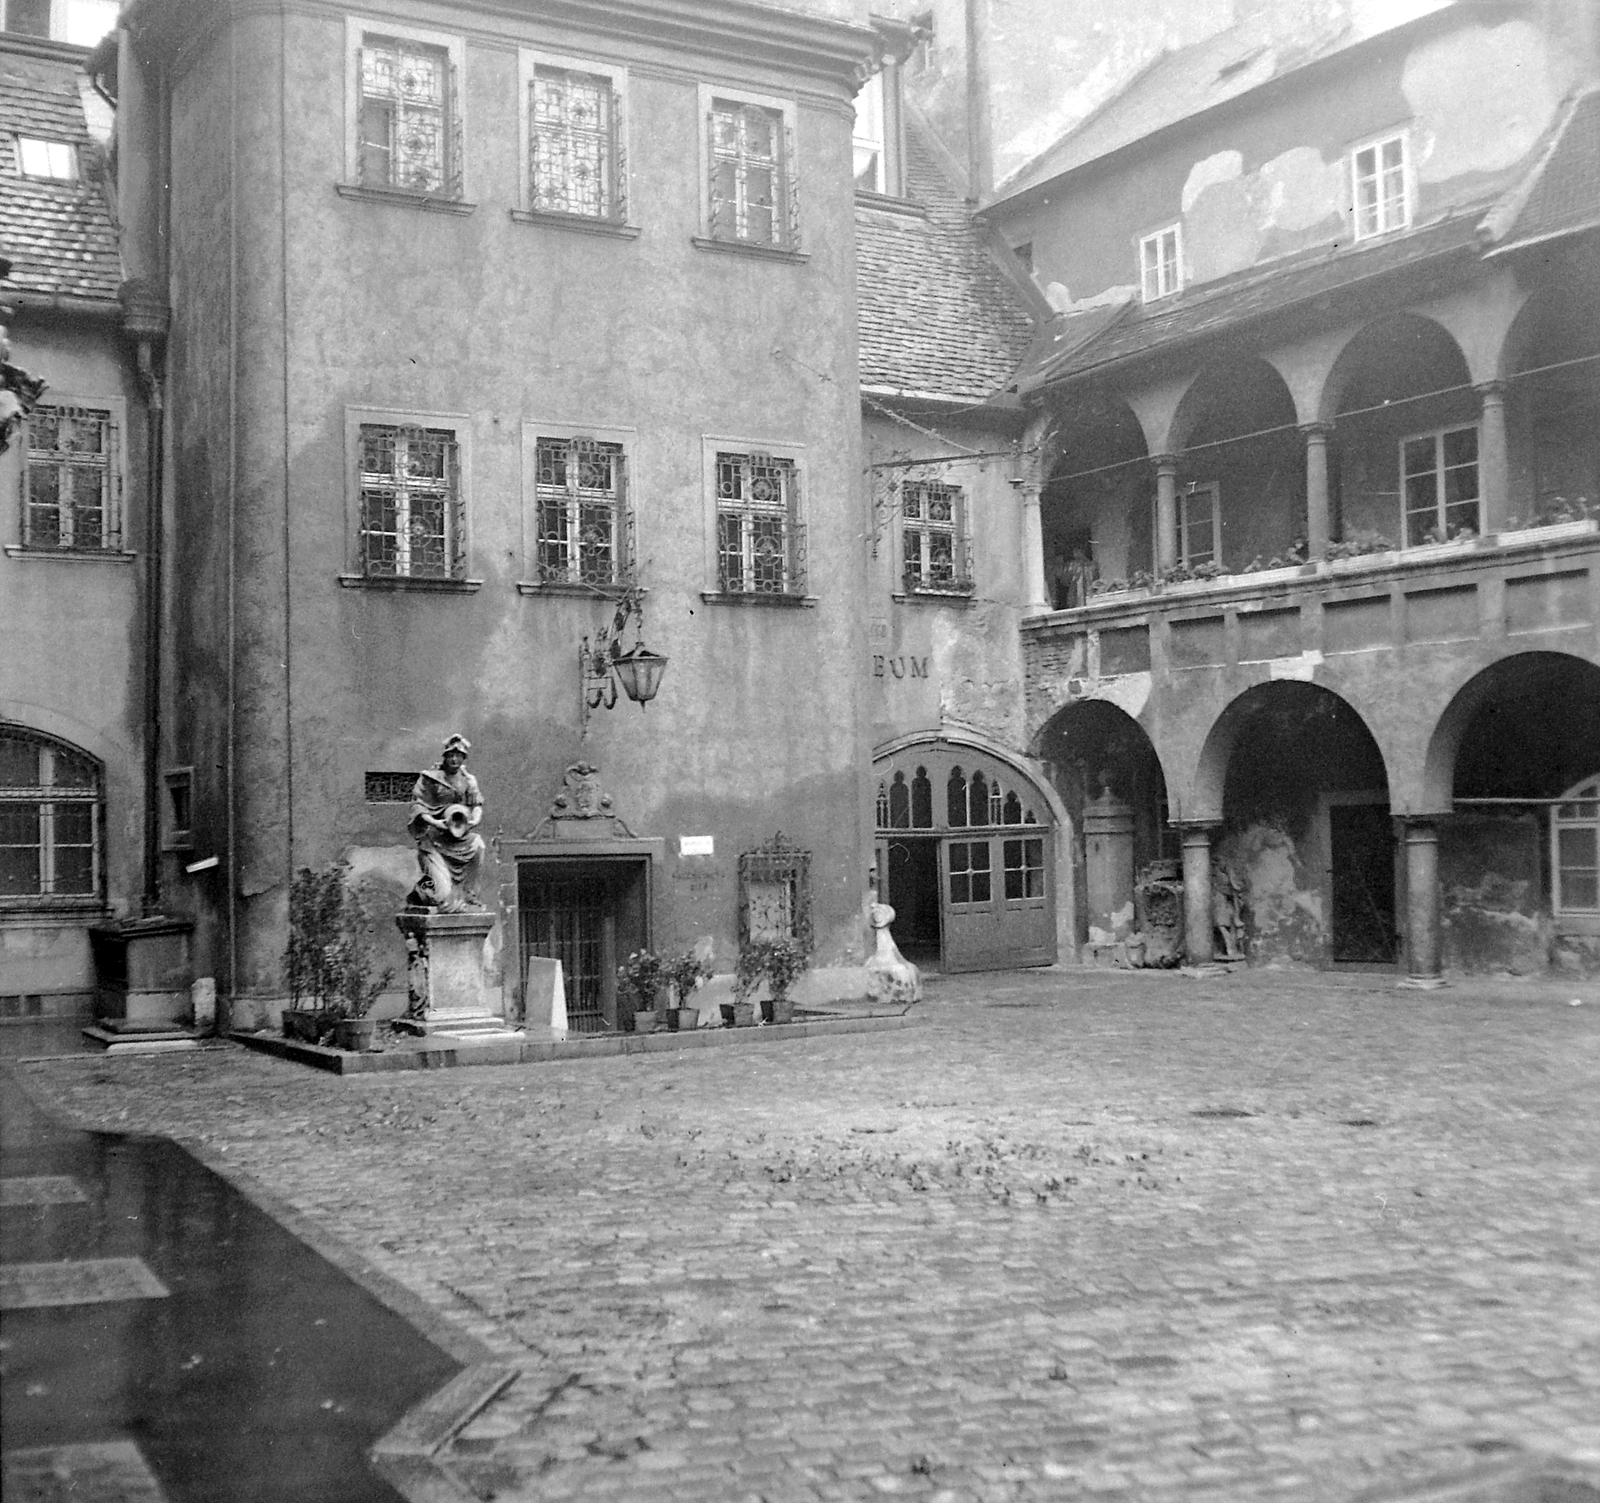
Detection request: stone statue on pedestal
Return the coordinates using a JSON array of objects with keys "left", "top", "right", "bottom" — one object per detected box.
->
[
  {"left": 864, "top": 901, "right": 921, "bottom": 1005},
  {"left": 407, "top": 734, "right": 485, "bottom": 913}
]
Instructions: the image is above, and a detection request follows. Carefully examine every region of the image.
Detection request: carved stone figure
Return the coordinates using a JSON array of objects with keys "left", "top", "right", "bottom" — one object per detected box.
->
[
  {"left": 1212, "top": 859, "right": 1246, "bottom": 959},
  {"left": 549, "top": 761, "right": 613, "bottom": 820},
  {"left": 407, "top": 734, "right": 485, "bottom": 912}
]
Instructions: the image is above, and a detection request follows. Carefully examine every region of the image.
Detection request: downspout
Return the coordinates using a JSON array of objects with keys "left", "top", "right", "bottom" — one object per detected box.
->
[{"left": 227, "top": 20, "right": 240, "bottom": 1003}]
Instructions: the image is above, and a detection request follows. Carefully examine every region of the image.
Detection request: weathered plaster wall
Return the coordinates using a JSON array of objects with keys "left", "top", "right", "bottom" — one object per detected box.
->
[
  {"left": 0, "top": 316, "right": 145, "bottom": 994},
  {"left": 1438, "top": 812, "right": 1551, "bottom": 973},
  {"left": 163, "top": 6, "right": 873, "bottom": 1018},
  {"left": 995, "top": 12, "right": 1578, "bottom": 310},
  {"left": 863, "top": 411, "right": 1026, "bottom": 754}
]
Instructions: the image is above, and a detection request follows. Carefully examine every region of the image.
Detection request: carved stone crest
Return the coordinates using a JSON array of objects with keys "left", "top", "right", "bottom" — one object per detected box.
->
[{"left": 550, "top": 762, "right": 614, "bottom": 820}]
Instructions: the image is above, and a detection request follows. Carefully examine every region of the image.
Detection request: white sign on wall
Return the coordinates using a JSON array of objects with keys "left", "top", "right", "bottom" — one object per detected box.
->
[{"left": 679, "top": 835, "right": 715, "bottom": 857}]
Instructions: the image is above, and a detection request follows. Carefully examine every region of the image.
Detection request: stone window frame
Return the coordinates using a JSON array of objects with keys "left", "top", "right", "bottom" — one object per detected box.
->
[
  {"left": 513, "top": 46, "right": 636, "bottom": 238},
  {"left": 4, "top": 395, "right": 133, "bottom": 562},
  {"left": 517, "top": 420, "right": 637, "bottom": 597},
  {"left": 896, "top": 477, "right": 973, "bottom": 600},
  {"left": 339, "top": 15, "right": 472, "bottom": 214},
  {"left": 1138, "top": 222, "right": 1182, "bottom": 303},
  {"left": 1349, "top": 127, "right": 1412, "bottom": 242},
  {"left": 1552, "top": 774, "right": 1600, "bottom": 932},
  {"left": 339, "top": 405, "right": 480, "bottom": 592},
  {"left": 694, "top": 82, "right": 806, "bottom": 263},
  {"left": 699, "top": 435, "right": 812, "bottom": 607},
  {"left": 1398, "top": 421, "right": 1480, "bottom": 547},
  {"left": 0, "top": 724, "right": 105, "bottom": 914}
]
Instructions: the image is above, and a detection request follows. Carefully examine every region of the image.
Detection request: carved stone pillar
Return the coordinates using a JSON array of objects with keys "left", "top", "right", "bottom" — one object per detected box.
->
[
  {"left": 1180, "top": 825, "right": 1217, "bottom": 965},
  {"left": 1021, "top": 480, "right": 1049, "bottom": 614},
  {"left": 1154, "top": 454, "right": 1179, "bottom": 573},
  {"left": 1302, "top": 422, "right": 1333, "bottom": 560},
  {"left": 1476, "top": 381, "right": 1509, "bottom": 536},
  {"left": 1399, "top": 820, "right": 1445, "bottom": 988}
]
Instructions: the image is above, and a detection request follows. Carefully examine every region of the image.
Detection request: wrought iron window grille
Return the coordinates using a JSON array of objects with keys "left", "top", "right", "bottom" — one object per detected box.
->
[
  {"left": 364, "top": 772, "right": 418, "bottom": 804},
  {"left": 529, "top": 70, "right": 626, "bottom": 222},
  {"left": 534, "top": 437, "right": 633, "bottom": 589},
  {"left": 737, "top": 832, "right": 813, "bottom": 952},
  {"left": 356, "top": 36, "right": 462, "bottom": 200},
  {"left": 358, "top": 423, "right": 465, "bottom": 581},
  {"left": 715, "top": 450, "right": 806, "bottom": 596},
  {"left": 21, "top": 406, "right": 120, "bottom": 552},
  {"left": 0, "top": 728, "right": 104, "bottom": 909},
  {"left": 900, "top": 479, "right": 970, "bottom": 595},
  {"left": 707, "top": 103, "right": 798, "bottom": 250}
]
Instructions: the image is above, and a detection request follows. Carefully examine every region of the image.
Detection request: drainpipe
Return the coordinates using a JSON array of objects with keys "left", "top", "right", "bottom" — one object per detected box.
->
[
  {"left": 964, "top": 0, "right": 992, "bottom": 201},
  {"left": 119, "top": 278, "right": 170, "bottom": 916}
]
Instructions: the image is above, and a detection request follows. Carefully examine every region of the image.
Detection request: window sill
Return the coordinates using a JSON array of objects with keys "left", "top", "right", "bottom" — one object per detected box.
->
[
  {"left": 893, "top": 586, "right": 976, "bottom": 606},
  {"left": 0, "top": 899, "right": 107, "bottom": 918},
  {"left": 701, "top": 589, "right": 816, "bottom": 608},
  {"left": 336, "top": 183, "right": 476, "bottom": 216},
  {"left": 4, "top": 545, "right": 136, "bottom": 562},
  {"left": 338, "top": 574, "right": 483, "bottom": 593},
  {"left": 516, "top": 580, "right": 641, "bottom": 598},
  {"left": 691, "top": 236, "right": 808, "bottom": 265},
  {"left": 855, "top": 190, "right": 927, "bottom": 218},
  {"left": 511, "top": 209, "right": 640, "bottom": 239}
]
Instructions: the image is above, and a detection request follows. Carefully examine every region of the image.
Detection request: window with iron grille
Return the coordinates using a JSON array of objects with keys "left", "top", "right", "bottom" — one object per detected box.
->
[
  {"left": 364, "top": 771, "right": 417, "bottom": 804},
  {"left": 358, "top": 423, "right": 464, "bottom": 580},
  {"left": 528, "top": 64, "right": 625, "bottom": 220},
  {"left": 901, "top": 480, "right": 971, "bottom": 595},
  {"left": 715, "top": 450, "right": 804, "bottom": 596},
  {"left": 738, "top": 833, "right": 812, "bottom": 951},
  {"left": 706, "top": 97, "right": 798, "bottom": 250},
  {"left": 351, "top": 24, "right": 462, "bottom": 199},
  {"left": 21, "top": 405, "right": 120, "bottom": 552},
  {"left": 535, "top": 437, "right": 630, "bottom": 587},
  {"left": 1351, "top": 132, "right": 1409, "bottom": 240},
  {"left": 0, "top": 726, "right": 102, "bottom": 909}
]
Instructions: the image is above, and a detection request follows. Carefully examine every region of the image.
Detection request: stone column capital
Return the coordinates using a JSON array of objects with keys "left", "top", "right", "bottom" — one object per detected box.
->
[
  {"left": 1474, "top": 379, "right": 1508, "bottom": 401},
  {"left": 1299, "top": 421, "right": 1335, "bottom": 442},
  {"left": 1151, "top": 452, "right": 1181, "bottom": 475}
]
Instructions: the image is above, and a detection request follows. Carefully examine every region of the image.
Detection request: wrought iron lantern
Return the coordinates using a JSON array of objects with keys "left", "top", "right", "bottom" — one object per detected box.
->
[{"left": 581, "top": 588, "right": 668, "bottom": 731}]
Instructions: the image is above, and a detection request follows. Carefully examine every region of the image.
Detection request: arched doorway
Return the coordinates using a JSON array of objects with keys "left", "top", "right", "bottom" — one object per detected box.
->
[
  {"left": 1424, "top": 652, "right": 1600, "bottom": 974},
  {"left": 872, "top": 739, "right": 1058, "bottom": 973},
  {"left": 1034, "top": 701, "right": 1172, "bottom": 958},
  {"left": 1195, "top": 683, "right": 1394, "bottom": 965}
]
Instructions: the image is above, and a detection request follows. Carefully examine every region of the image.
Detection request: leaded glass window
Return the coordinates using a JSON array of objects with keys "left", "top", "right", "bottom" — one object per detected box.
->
[
  {"left": 530, "top": 67, "right": 622, "bottom": 219},
  {"left": 716, "top": 451, "right": 803, "bottom": 596},
  {"left": 358, "top": 35, "right": 456, "bottom": 196},
  {"left": 708, "top": 100, "right": 796, "bottom": 249},
  {"left": 358, "top": 424, "right": 463, "bottom": 579},
  {"left": 1401, "top": 425, "right": 1480, "bottom": 546},
  {"left": 0, "top": 728, "right": 102, "bottom": 908},
  {"left": 22, "top": 406, "right": 118, "bottom": 550},
  {"left": 535, "top": 437, "right": 629, "bottom": 587},
  {"left": 902, "top": 480, "right": 970, "bottom": 594}
]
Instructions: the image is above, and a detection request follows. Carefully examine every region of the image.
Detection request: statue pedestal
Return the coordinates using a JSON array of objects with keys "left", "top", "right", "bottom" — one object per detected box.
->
[{"left": 393, "top": 911, "right": 515, "bottom": 1038}]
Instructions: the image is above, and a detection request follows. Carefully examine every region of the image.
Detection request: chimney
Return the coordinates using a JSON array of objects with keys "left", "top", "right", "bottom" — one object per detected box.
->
[{"left": 965, "top": 0, "right": 992, "bottom": 200}]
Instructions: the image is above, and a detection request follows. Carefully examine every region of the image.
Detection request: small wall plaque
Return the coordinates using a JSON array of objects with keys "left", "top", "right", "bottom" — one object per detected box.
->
[{"left": 679, "top": 835, "right": 714, "bottom": 856}]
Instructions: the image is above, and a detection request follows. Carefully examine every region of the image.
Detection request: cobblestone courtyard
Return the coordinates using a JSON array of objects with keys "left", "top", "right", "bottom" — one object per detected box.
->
[{"left": 13, "top": 968, "right": 1600, "bottom": 1503}]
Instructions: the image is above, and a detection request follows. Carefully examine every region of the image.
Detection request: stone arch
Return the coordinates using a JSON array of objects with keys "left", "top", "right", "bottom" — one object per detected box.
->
[
  {"left": 1420, "top": 651, "right": 1600, "bottom": 816},
  {"left": 1318, "top": 312, "right": 1474, "bottom": 425},
  {"left": 1039, "top": 394, "right": 1151, "bottom": 604},
  {"left": 872, "top": 730, "right": 1067, "bottom": 833}
]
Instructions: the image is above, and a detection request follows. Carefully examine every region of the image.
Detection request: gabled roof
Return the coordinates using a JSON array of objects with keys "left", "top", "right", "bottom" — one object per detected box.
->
[
  {"left": 0, "top": 40, "right": 123, "bottom": 304},
  {"left": 1481, "top": 86, "right": 1600, "bottom": 254},
  {"left": 855, "top": 121, "right": 1037, "bottom": 405},
  {"left": 991, "top": 0, "right": 1455, "bottom": 207}
]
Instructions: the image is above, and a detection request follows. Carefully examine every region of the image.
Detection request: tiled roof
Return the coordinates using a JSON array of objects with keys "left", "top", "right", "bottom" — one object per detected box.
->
[
  {"left": 1483, "top": 87, "right": 1600, "bottom": 252},
  {"left": 855, "top": 123, "right": 1036, "bottom": 404},
  {"left": 1017, "top": 213, "right": 1485, "bottom": 393},
  {"left": 0, "top": 43, "right": 121, "bottom": 302},
  {"left": 992, "top": 2, "right": 1451, "bottom": 205}
]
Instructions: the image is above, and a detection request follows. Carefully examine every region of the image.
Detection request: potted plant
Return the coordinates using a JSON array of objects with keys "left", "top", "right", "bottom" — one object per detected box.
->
[
  {"left": 617, "top": 950, "right": 664, "bottom": 1034},
  {"left": 664, "top": 949, "right": 710, "bottom": 1032},
  {"left": 283, "top": 861, "right": 393, "bottom": 1049},
  {"left": 731, "top": 941, "right": 766, "bottom": 1027},
  {"left": 762, "top": 938, "right": 810, "bottom": 1025}
]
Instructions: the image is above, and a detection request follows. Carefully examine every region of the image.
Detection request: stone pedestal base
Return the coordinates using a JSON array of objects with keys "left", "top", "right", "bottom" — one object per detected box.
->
[
  {"left": 90, "top": 916, "right": 194, "bottom": 1026},
  {"left": 394, "top": 911, "right": 517, "bottom": 1037}
]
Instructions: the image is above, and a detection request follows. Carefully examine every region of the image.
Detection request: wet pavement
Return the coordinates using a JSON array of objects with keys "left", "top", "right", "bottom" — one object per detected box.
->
[{"left": 0, "top": 1067, "right": 461, "bottom": 1503}]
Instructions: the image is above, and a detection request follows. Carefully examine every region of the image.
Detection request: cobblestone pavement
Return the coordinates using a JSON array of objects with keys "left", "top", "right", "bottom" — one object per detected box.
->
[{"left": 15, "top": 968, "right": 1600, "bottom": 1503}]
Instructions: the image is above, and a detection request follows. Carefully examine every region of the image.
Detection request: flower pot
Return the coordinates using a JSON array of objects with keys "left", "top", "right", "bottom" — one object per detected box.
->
[
  {"left": 283, "top": 1008, "right": 339, "bottom": 1044},
  {"left": 673, "top": 1007, "right": 699, "bottom": 1032},
  {"left": 633, "top": 1009, "right": 659, "bottom": 1035},
  {"left": 334, "top": 1017, "right": 378, "bottom": 1052},
  {"left": 719, "top": 1003, "right": 737, "bottom": 1028},
  {"left": 770, "top": 996, "right": 795, "bottom": 1025},
  {"left": 732, "top": 1002, "right": 756, "bottom": 1028}
]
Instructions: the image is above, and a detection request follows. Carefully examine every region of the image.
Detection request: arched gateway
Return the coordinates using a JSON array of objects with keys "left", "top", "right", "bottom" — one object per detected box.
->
[{"left": 872, "top": 738, "right": 1061, "bottom": 973}]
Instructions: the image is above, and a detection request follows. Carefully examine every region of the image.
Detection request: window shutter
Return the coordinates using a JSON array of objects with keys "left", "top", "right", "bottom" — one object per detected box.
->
[
  {"left": 447, "top": 60, "right": 464, "bottom": 199},
  {"left": 611, "top": 90, "right": 627, "bottom": 221},
  {"left": 706, "top": 109, "right": 723, "bottom": 238},
  {"left": 446, "top": 434, "right": 465, "bottom": 578},
  {"left": 784, "top": 123, "right": 800, "bottom": 249},
  {"left": 616, "top": 451, "right": 634, "bottom": 584},
  {"left": 788, "top": 464, "right": 806, "bottom": 594}
]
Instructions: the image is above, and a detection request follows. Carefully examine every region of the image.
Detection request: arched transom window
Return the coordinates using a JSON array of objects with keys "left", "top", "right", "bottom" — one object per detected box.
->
[
  {"left": 0, "top": 727, "right": 103, "bottom": 908},
  {"left": 1553, "top": 775, "right": 1599, "bottom": 918},
  {"left": 874, "top": 745, "right": 1045, "bottom": 832}
]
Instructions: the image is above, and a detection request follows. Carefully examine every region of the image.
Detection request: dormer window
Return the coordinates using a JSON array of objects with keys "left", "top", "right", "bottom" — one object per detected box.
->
[
  {"left": 1139, "top": 224, "right": 1181, "bottom": 302},
  {"left": 854, "top": 72, "right": 886, "bottom": 193},
  {"left": 1351, "top": 131, "right": 1410, "bottom": 240},
  {"left": 16, "top": 137, "right": 77, "bottom": 181}
]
